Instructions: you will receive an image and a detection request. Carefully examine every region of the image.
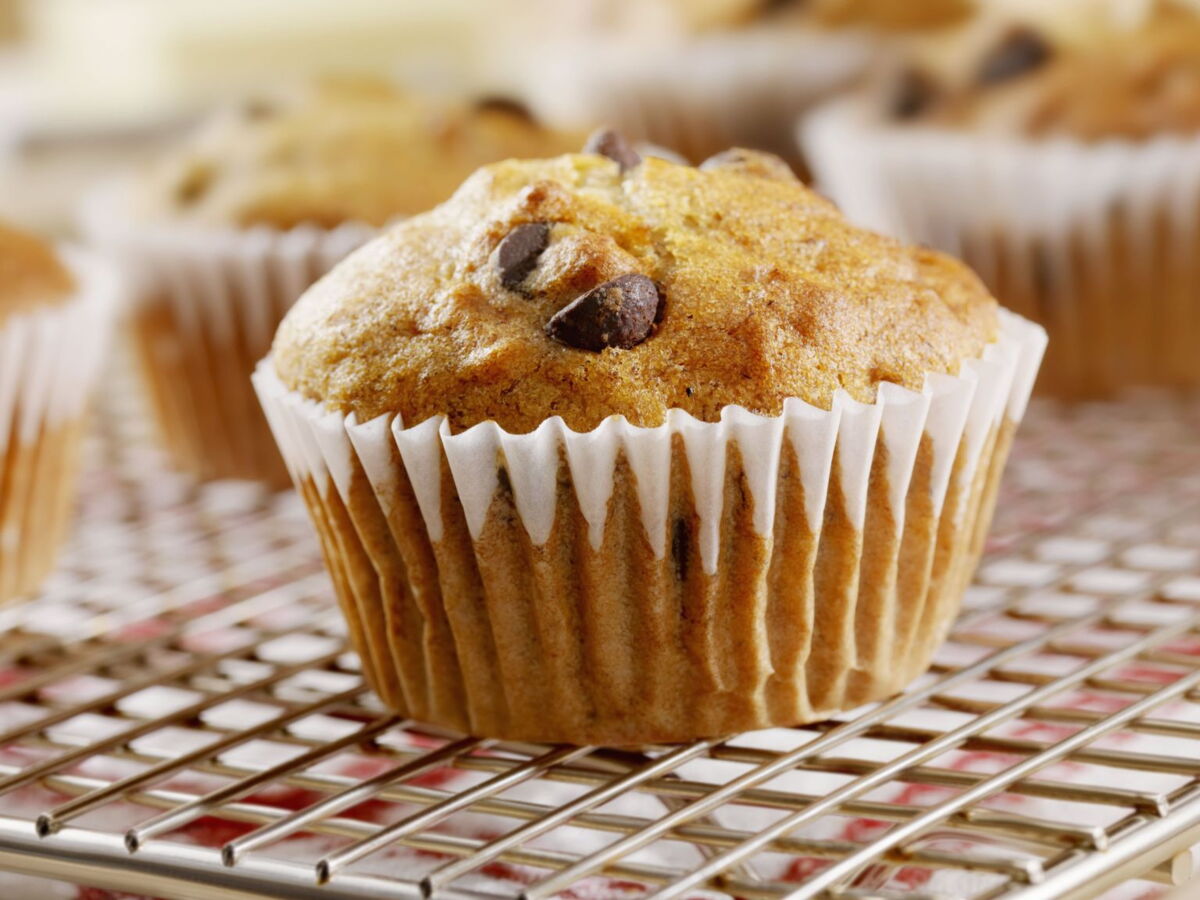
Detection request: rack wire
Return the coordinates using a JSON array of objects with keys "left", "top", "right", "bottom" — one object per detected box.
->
[{"left": 1, "top": 384, "right": 1199, "bottom": 900}]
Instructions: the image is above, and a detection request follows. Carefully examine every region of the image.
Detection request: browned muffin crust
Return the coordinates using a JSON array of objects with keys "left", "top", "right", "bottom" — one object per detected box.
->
[
  {"left": 140, "top": 80, "right": 584, "bottom": 230},
  {"left": 896, "top": 6, "right": 1200, "bottom": 139},
  {"left": 0, "top": 222, "right": 74, "bottom": 324},
  {"left": 273, "top": 150, "right": 999, "bottom": 433}
]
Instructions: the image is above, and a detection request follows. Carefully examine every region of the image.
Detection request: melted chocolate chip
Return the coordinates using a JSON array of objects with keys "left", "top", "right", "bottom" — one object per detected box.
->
[
  {"left": 583, "top": 128, "right": 642, "bottom": 171},
  {"left": 497, "top": 222, "right": 551, "bottom": 290},
  {"left": 474, "top": 95, "right": 539, "bottom": 126},
  {"left": 545, "top": 274, "right": 662, "bottom": 351},
  {"left": 699, "top": 147, "right": 797, "bottom": 181},
  {"left": 891, "top": 68, "right": 938, "bottom": 120},
  {"left": 978, "top": 28, "right": 1053, "bottom": 86}
]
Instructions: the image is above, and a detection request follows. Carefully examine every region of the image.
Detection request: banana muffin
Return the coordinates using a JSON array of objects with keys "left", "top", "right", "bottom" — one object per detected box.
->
[
  {"left": 805, "top": 0, "right": 1200, "bottom": 396},
  {"left": 84, "top": 80, "right": 582, "bottom": 486},
  {"left": 1, "top": 223, "right": 116, "bottom": 604},
  {"left": 256, "top": 139, "right": 1046, "bottom": 744}
]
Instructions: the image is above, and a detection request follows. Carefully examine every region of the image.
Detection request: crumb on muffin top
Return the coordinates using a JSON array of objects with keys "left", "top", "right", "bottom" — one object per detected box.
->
[
  {"left": 889, "top": 0, "right": 1200, "bottom": 139},
  {"left": 138, "top": 80, "right": 584, "bottom": 230},
  {"left": 272, "top": 142, "right": 999, "bottom": 434},
  {"left": 0, "top": 222, "right": 74, "bottom": 324}
]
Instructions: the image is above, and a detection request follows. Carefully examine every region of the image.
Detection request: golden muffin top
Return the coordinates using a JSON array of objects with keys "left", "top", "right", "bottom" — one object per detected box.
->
[
  {"left": 273, "top": 140, "right": 999, "bottom": 434},
  {"left": 890, "top": 0, "right": 1200, "bottom": 139},
  {"left": 138, "top": 80, "right": 584, "bottom": 230},
  {"left": 0, "top": 222, "right": 74, "bottom": 324}
]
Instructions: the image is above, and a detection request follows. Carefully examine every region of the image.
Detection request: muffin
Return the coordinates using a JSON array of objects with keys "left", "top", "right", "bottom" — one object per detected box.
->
[
  {"left": 804, "top": 0, "right": 1200, "bottom": 396},
  {"left": 518, "top": 0, "right": 897, "bottom": 168},
  {"left": 0, "top": 223, "right": 117, "bottom": 604},
  {"left": 254, "top": 140, "right": 1046, "bottom": 745},
  {"left": 82, "top": 80, "right": 583, "bottom": 486}
]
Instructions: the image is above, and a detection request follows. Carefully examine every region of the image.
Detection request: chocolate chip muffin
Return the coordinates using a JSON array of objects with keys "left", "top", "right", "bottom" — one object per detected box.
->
[
  {"left": 140, "top": 80, "right": 584, "bottom": 229},
  {"left": 805, "top": 0, "right": 1200, "bottom": 396},
  {"left": 1, "top": 223, "right": 117, "bottom": 604},
  {"left": 256, "top": 138, "right": 1046, "bottom": 744},
  {"left": 83, "top": 79, "right": 582, "bottom": 487}
]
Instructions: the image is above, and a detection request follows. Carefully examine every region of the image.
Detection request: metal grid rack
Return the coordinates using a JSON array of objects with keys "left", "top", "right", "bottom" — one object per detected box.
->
[{"left": 1, "top": 386, "right": 1199, "bottom": 900}]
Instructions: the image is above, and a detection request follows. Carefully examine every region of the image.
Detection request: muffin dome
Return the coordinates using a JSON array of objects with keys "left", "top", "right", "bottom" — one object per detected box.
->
[
  {"left": 892, "top": 1, "right": 1200, "bottom": 139},
  {"left": 139, "top": 80, "right": 583, "bottom": 229},
  {"left": 273, "top": 146, "right": 999, "bottom": 434},
  {"left": 0, "top": 222, "right": 74, "bottom": 323}
]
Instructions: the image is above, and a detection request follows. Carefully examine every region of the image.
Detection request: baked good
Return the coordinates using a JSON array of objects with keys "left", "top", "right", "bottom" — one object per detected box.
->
[
  {"left": 140, "top": 81, "right": 584, "bottom": 228},
  {"left": 805, "top": 0, "right": 1200, "bottom": 395},
  {"left": 0, "top": 223, "right": 117, "bottom": 603},
  {"left": 256, "top": 140, "right": 1046, "bottom": 744},
  {"left": 83, "top": 80, "right": 581, "bottom": 486}
]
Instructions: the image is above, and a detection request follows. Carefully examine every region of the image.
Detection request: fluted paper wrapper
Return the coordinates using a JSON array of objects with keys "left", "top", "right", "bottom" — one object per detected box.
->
[
  {"left": 254, "top": 311, "right": 1045, "bottom": 744},
  {"left": 0, "top": 250, "right": 119, "bottom": 603},
  {"left": 79, "top": 182, "right": 375, "bottom": 486},
  {"left": 524, "top": 28, "right": 873, "bottom": 164},
  {"left": 803, "top": 97, "right": 1200, "bottom": 396}
]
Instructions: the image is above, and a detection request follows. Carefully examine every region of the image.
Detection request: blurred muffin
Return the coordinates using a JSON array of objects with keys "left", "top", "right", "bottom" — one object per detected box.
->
[
  {"left": 83, "top": 80, "right": 582, "bottom": 486},
  {"left": 255, "top": 141, "right": 1045, "bottom": 744},
  {"left": 805, "top": 0, "right": 1200, "bottom": 396},
  {"left": 518, "top": 0, "right": 910, "bottom": 167},
  {"left": 0, "top": 223, "right": 117, "bottom": 604}
]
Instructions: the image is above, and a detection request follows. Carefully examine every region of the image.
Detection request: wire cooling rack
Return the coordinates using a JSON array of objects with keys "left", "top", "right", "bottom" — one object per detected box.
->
[{"left": 2, "top": 382, "right": 1200, "bottom": 900}]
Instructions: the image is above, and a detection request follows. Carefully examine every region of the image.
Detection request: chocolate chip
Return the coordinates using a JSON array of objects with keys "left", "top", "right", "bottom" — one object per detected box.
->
[
  {"left": 890, "top": 68, "right": 938, "bottom": 120},
  {"left": 474, "top": 95, "right": 539, "bottom": 126},
  {"left": 497, "top": 223, "right": 551, "bottom": 290},
  {"left": 700, "top": 148, "right": 797, "bottom": 181},
  {"left": 545, "top": 274, "right": 662, "bottom": 351},
  {"left": 978, "top": 28, "right": 1053, "bottom": 86},
  {"left": 672, "top": 518, "right": 690, "bottom": 581},
  {"left": 583, "top": 128, "right": 642, "bottom": 171}
]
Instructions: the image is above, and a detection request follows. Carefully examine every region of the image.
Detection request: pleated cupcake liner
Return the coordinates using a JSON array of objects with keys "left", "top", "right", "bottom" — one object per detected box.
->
[
  {"left": 254, "top": 311, "right": 1046, "bottom": 745},
  {"left": 79, "top": 181, "right": 376, "bottom": 486},
  {"left": 0, "top": 249, "right": 119, "bottom": 603},
  {"left": 522, "top": 28, "right": 874, "bottom": 164},
  {"left": 802, "top": 97, "right": 1200, "bottom": 396}
]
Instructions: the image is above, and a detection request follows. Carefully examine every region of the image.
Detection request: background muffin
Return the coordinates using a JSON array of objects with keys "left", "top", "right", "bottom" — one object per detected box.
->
[
  {"left": 0, "top": 222, "right": 116, "bottom": 604},
  {"left": 256, "top": 145, "right": 1045, "bottom": 743},
  {"left": 84, "top": 79, "right": 583, "bottom": 486},
  {"left": 804, "top": 0, "right": 1200, "bottom": 396},
  {"left": 517, "top": 0, "right": 889, "bottom": 168}
]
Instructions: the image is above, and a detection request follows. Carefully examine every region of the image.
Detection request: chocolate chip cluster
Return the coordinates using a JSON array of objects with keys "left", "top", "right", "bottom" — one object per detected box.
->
[
  {"left": 493, "top": 129, "right": 796, "bottom": 352},
  {"left": 492, "top": 129, "right": 665, "bottom": 352},
  {"left": 892, "top": 26, "right": 1055, "bottom": 121}
]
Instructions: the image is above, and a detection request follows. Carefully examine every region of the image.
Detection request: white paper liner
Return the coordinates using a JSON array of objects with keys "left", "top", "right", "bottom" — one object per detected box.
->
[
  {"left": 802, "top": 96, "right": 1200, "bottom": 250},
  {"left": 79, "top": 180, "right": 375, "bottom": 344},
  {"left": 78, "top": 180, "right": 377, "bottom": 482},
  {"left": 0, "top": 247, "right": 120, "bottom": 454},
  {"left": 254, "top": 310, "right": 1046, "bottom": 577},
  {"left": 521, "top": 27, "right": 875, "bottom": 161}
]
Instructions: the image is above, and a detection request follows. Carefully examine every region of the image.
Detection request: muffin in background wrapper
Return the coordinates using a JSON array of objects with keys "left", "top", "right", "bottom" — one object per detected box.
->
[
  {"left": 0, "top": 229, "right": 119, "bottom": 604},
  {"left": 81, "top": 80, "right": 583, "bottom": 486},
  {"left": 802, "top": 2, "right": 1200, "bottom": 397},
  {"left": 254, "top": 147, "right": 1045, "bottom": 745},
  {"left": 519, "top": 0, "right": 972, "bottom": 166}
]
